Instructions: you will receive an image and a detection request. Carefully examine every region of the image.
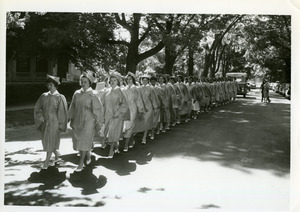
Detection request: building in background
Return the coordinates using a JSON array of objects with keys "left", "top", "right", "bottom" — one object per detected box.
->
[{"left": 6, "top": 56, "right": 81, "bottom": 83}]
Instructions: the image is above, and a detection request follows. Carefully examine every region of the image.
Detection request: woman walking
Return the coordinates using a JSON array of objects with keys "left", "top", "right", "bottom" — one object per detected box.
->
[
  {"left": 134, "top": 74, "right": 155, "bottom": 144},
  {"left": 177, "top": 75, "right": 191, "bottom": 122},
  {"left": 68, "top": 72, "right": 104, "bottom": 171},
  {"left": 122, "top": 72, "right": 145, "bottom": 151},
  {"left": 149, "top": 76, "right": 161, "bottom": 139},
  {"left": 34, "top": 75, "right": 68, "bottom": 169},
  {"left": 102, "top": 71, "right": 130, "bottom": 158},
  {"left": 158, "top": 75, "right": 170, "bottom": 132}
]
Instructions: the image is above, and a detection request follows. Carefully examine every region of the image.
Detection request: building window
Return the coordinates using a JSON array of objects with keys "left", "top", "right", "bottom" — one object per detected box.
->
[
  {"left": 36, "top": 57, "right": 48, "bottom": 72},
  {"left": 16, "top": 56, "right": 30, "bottom": 72}
]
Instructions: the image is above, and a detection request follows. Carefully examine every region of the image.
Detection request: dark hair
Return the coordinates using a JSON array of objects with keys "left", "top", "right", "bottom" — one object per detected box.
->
[
  {"left": 169, "top": 76, "right": 177, "bottom": 83},
  {"left": 80, "top": 76, "right": 92, "bottom": 87},
  {"left": 46, "top": 78, "right": 59, "bottom": 88},
  {"left": 110, "top": 76, "right": 121, "bottom": 86},
  {"left": 150, "top": 76, "right": 157, "bottom": 82},
  {"left": 177, "top": 75, "right": 184, "bottom": 82},
  {"left": 158, "top": 75, "right": 166, "bottom": 83},
  {"left": 141, "top": 77, "right": 149, "bottom": 81},
  {"left": 126, "top": 75, "right": 136, "bottom": 85}
]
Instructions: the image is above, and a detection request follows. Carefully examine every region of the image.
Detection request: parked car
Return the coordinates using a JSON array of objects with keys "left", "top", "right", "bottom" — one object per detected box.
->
[
  {"left": 277, "top": 83, "right": 290, "bottom": 98},
  {"left": 226, "top": 72, "right": 248, "bottom": 97},
  {"left": 285, "top": 85, "right": 290, "bottom": 100},
  {"left": 270, "top": 81, "right": 279, "bottom": 91},
  {"left": 249, "top": 82, "right": 256, "bottom": 89}
]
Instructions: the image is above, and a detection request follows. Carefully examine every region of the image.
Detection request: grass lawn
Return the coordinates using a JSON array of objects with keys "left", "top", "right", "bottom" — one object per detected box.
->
[{"left": 6, "top": 109, "right": 35, "bottom": 129}]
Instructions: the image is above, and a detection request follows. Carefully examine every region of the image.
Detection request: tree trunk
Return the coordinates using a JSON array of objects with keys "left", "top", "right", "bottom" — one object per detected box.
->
[
  {"left": 188, "top": 47, "right": 194, "bottom": 76},
  {"left": 201, "top": 53, "right": 210, "bottom": 77},
  {"left": 203, "top": 16, "right": 243, "bottom": 78},
  {"left": 125, "top": 41, "right": 139, "bottom": 73},
  {"left": 112, "top": 13, "right": 172, "bottom": 74},
  {"left": 164, "top": 46, "right": 177, "bottom": 75}
]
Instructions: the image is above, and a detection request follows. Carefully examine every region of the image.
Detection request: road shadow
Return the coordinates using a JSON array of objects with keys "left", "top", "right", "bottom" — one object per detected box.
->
[
  {"left": 4, "top": 91, "right": 290, "bottom": 206},
  {"left": 68, "top": 166, "right": 107, "bottom": 195},
  {"left": 60, "top": 141, "right": 153, "bottom": 176},
  {"left": 27, "top": 166, "right": 67, "bottom": 190},
  {"left": 150, "top": 93, "right": 290, "bottom": 177}
]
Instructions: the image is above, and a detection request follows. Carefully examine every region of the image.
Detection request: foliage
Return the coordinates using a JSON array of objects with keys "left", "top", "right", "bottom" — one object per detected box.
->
[
  {"left": 243, "top": 15, "right": 291, "bottom": 82},
  {"left": 6, "top": 12, "right": 118, "bottom": 71},
  {"left": 6, "top": 12, "right": 291, "bottom": 82}
]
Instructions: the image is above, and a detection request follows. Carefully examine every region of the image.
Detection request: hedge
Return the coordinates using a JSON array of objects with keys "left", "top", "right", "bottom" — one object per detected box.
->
[{"left": 6, "top": 81, "right": 82, "bottom": 105}]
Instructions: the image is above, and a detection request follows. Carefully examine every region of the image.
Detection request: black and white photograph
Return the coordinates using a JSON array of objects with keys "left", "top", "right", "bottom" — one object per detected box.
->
[{"left": 1, "top": 0, "right": 299, "bottom": 211}]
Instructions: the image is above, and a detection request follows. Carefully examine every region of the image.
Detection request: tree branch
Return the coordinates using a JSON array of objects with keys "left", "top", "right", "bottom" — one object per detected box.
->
[
  {"left": 180, "top": 14, "right": 196, "bottom": 34},
  {"left": 154, "top": 19, "right": 165, "bottom": 31},
  {"left": 137, "top": 40, "right": 165, "bottom": 63},
  {"left": 215, "top": 45, "right": 227, "bottom": 73},
  {"left": 138, "top": 25, "right": 151, "bottom": 44},
  {"left": 114, "top": 13, "right": 132, "bottom": 33}
]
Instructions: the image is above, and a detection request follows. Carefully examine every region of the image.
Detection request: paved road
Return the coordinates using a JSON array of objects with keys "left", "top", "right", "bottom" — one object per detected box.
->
[{"left": 4, "top": 89, "right": 290, "bottom": 211}]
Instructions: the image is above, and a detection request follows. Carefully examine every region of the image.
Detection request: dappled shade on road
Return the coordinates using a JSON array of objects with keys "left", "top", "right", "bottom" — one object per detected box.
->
[
  {"left": 4, "top": 90, "right": 290, "bottom": 207},
  {"left": 28, "top": 166, "right": 66, "bottom": 190},
  {"left": 68, "top": 166, "right": 107, "bottom": 195}
]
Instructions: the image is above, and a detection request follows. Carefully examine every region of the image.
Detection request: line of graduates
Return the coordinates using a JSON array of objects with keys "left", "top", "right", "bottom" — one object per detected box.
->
[{"left": 34, "top": 72, "right": 239, "bottom": 171}]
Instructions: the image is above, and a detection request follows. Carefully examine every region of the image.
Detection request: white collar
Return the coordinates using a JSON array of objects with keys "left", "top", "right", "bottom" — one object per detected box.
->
[
  {"left": 48, "top": 90, "right": 59, "bottom": 95},
  {"left": 112, "top": 85, "right": 120, "bottom": 90},
  {"left": 80, "top": 87, "right": 93, "bottom": 92}
]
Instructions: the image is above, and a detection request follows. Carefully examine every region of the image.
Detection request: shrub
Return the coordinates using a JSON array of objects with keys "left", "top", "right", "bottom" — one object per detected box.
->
[{"left": 6, "top": 82, "right": 81, "bottom": 105}]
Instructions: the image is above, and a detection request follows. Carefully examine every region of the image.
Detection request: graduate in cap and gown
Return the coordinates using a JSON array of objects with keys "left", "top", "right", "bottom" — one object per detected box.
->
[
  {"left": 68, "top": 71, "right": 104, "bottom": 171},
  {"left": 134, "top": 74, "right": 155, "bottom": 144},
  {"left": 122, "top": 72, "right": 145, "bottom": 151},
  {"left": 102, "top": 71, "right": 130, "bottom": 158},
  {"left": 34, "top": 75, "right": 68, "bottom": 169}
]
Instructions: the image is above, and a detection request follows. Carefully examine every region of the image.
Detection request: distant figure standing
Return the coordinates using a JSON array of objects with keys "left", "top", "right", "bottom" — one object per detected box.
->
[
  {"left": 260, "top": 81, "right": 265, "bottom": 102},
  {"left": 264, "top": 80, "right": 271, "bottom": 103}
]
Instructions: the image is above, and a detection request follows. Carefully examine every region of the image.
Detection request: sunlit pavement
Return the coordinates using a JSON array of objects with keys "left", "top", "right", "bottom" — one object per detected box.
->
[{"left": 4, "top": 89, "right": 290, "bottom": 211}]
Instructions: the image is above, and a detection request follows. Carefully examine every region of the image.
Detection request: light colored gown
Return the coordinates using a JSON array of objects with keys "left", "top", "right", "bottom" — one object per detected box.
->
[
  {"left": 103, "top": 86, "right": 130, "bottom": 143},
  {"left": 134, "top": 84, "right": 154, "bottom": 132},
  {"left": 158, "top": 83, "right": 171, "bottom": 123},
  {"left": 166, "top": 83, "right": 178, "bottom": 123},
  {"left": 187, "top": 82, "right": 200, "bottom": 111},
  {"left": 198, "top": 83, "right": 206, "bottom": 107},
  {"left": 122, "top": 84, "right": 145, "bottom": 138},
  {"left": 177, "top": 82, "right": 191, "bottom": 115},
  {"left": 34, "top": 90, "right": 68, "bottom": 152},
  {"left": 68, "top": 87, "right": 104, "bottom": 151},
  {"left": 151, "top": 85, "right": 161, "bottom": 128}
]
